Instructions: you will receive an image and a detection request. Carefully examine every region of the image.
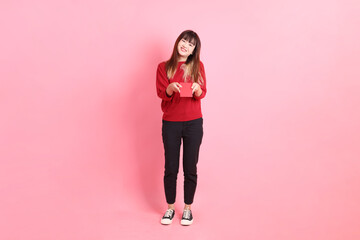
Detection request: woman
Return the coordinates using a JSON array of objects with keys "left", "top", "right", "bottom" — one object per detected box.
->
[{"left": 156, "top": 30, "right": 207, "bottom": 226}]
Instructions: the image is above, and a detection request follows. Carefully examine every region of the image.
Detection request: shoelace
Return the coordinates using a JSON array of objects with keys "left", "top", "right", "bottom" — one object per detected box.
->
[
  {"left": 183, "top": 209, "right": 191, "bottom": 219},
  {"left": 164, "top": 209, "right": 174, "bottom": 218}
]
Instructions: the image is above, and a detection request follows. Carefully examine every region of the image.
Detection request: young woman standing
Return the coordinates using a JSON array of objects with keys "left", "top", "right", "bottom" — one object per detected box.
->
[{"left": 156, "top": 30, "right": 207, "bottom": 226}]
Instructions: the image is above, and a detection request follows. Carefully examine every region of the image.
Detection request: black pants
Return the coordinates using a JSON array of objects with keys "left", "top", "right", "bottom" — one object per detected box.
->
[{"left": 162, "top": 117, "right": 203, "bottom": 205}]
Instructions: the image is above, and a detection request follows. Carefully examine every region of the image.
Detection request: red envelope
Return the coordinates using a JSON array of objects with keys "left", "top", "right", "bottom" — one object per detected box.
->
[{"left": 180, "top": 82, "right": 193, "bottom": 97}]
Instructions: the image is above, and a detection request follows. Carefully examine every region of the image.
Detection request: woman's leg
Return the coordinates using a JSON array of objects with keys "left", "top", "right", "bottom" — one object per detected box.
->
[
  {"left": 182, "top": 118, "right": 203, "bottom": 205},
  {"left": 162, "top": 120, "right": 182, "bottom": 205}
]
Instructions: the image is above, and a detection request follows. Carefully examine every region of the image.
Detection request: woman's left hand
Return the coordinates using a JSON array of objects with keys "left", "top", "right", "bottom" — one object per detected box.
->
[{"left": 191, "top": 82, "right": 202, "bottom": 96}]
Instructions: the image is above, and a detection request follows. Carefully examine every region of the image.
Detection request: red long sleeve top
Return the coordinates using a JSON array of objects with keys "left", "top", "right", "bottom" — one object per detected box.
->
[{"left": 156, "top": 61, "right": 207, "bottom": 121}]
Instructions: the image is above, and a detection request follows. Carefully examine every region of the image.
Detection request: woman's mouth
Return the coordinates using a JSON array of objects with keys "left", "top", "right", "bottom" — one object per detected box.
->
[{"left": 181, "top": 47, "right": 187, "bottom": 52}]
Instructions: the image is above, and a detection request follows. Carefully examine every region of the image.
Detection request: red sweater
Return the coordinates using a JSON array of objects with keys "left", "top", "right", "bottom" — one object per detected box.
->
[{"left": 156, "top": 61, "right": 207, "bottom": 121}]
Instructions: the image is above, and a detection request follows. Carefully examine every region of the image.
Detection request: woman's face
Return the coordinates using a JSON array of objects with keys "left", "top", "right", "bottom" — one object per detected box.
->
[{"left": 177, "top": 38, "right": 196, "bottom": 60}]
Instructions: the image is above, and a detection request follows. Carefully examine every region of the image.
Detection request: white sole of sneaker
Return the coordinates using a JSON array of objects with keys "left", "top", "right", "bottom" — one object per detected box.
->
[
  {"left": 180, "top": 219, "right": 193, "bottom": 226},
  {"left": 161, "top": 218, "right": 173, "bottom": 225}
]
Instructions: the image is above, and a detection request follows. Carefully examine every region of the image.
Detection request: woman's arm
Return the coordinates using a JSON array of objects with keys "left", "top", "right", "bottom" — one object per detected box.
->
[
  {"left": 193, "top": 61, "right": 207, "bottom": 100},
  {"left": 156, "top": 63, "right": 173, "bottom": 101}
]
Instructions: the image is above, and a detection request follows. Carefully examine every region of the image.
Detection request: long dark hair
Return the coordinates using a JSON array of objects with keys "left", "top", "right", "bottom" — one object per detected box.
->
[{"left": 165, "top": 30, "right": 203, "bottom": 84}]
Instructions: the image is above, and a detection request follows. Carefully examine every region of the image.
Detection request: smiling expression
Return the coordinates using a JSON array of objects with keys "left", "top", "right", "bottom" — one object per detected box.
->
[{"left": 177, "top": 38, "right": 196, "bottom": 60}]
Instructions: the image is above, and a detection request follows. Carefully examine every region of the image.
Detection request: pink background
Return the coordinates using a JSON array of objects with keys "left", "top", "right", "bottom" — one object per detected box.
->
[{"left": 1, "top": 1, "right": 360, "bottom": 239}]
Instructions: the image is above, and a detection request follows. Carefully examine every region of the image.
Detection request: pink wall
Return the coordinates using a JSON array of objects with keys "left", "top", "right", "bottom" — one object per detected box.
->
[{"left": 1, "top": 0, "right": 359, "bottom": 239}]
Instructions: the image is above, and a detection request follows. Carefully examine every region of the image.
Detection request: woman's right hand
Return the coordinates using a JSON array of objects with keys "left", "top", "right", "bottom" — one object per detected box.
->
[{"left": 166, "top": 82, "right": 182, "bottom": 96}]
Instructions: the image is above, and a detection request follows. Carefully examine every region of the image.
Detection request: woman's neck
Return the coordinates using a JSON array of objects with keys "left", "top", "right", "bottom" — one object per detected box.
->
[{"left": 178, "top": 57, "right": 187, "bottom": 62}]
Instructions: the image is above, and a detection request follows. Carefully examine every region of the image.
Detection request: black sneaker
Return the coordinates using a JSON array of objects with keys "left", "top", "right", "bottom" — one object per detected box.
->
[
  {"left": 161, "top": 209, "right": 175, "bottom": 225},
  {"left": 181, "top": 209, "right": 193, "bottom": 225}
]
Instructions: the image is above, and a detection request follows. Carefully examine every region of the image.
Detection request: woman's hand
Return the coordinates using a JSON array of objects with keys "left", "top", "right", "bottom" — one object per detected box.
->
[
  {"left": 191, "top": 82, "right": 202, "bottom": 97},
  {"left": 166, "top": 82, "right": 182, "bottom": 96}
]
